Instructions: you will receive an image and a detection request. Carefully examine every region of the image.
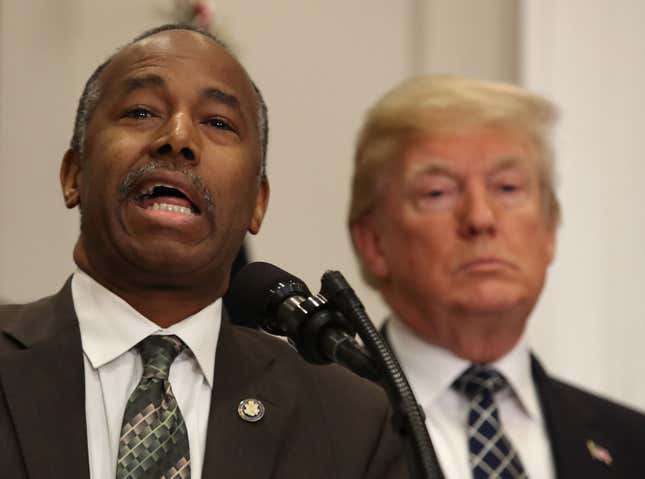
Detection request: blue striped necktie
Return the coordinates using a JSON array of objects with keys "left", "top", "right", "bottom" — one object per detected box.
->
[{"left": 453, "top": 365, "right": 528, "bottom": 479}]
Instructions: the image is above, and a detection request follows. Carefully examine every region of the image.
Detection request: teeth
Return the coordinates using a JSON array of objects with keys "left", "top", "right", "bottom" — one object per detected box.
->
[{"left": 148, "top": 203, "right": 195, "bottom": 216}]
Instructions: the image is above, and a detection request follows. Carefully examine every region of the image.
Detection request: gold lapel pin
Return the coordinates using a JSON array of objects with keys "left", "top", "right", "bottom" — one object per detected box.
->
[
  {"left": 238, "top": 398, "right": 265, "bottom": 423},
  {"left": 586, "top": 439, "right": 613, "bottom": 466}
]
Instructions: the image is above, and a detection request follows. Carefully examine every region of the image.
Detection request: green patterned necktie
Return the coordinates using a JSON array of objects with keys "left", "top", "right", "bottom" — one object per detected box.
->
[{"left": 116, "top": 335, "right": 191, "bottom": 479}]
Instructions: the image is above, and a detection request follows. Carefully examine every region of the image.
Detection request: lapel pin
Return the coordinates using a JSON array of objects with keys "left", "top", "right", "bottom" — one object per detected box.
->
[
  {"left": 586, "top": 440, "right": 613, "bottom": 466},
  {"left": 238, "top": 398, "right": 265, "bottom": 423}
]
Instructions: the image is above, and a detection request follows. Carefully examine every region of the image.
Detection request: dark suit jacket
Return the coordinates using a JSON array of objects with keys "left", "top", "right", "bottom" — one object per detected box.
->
[
  {"left": 531, "top": 356, "right": 645, "bottom": 477},
  {"left": 382, "top": 322, "right": 645, "bottom": 478},
  {"left": 0, "top": 282, "right": 408, "bottom": 479}
]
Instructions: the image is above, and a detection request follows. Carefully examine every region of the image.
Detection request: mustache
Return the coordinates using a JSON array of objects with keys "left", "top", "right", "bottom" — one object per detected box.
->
[{"left": 117, "top": 160, "right": 214, "bottom": 212}]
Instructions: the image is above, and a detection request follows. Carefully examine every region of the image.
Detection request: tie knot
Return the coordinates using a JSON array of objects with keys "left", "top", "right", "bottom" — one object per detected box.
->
[
  {"left": 137, "top": 335, "right": 185, "bottom": 380},
  {"left": 453, "top": 365, "right": 508, "bottom": 399}
]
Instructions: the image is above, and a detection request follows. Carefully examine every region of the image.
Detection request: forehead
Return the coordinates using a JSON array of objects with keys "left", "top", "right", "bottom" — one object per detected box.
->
[
  {"left": 399, "top": 128, "right": 537, "bottom": 179},
  {"left": 97, "top": 30, "right": 258, "bottom": 111}
]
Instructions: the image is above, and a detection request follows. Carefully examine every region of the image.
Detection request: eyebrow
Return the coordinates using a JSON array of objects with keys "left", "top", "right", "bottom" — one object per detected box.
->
[
  {"left": 409, "top": 155, "right": 525, "bottom": 179},
  {"left": 201, "top": 87, "right": 241, "bottom": 112},
  {"left": 407, "top": 158, "right": 457, "bottom": 180},
  {"left": 119, "top": 75, "right": 242, "bottom": 113},
  {"left": 122, "top": 74, "right": 166, "bottom": 93},
  {"left": 493, "top": 156, "right": 523, "bottom": 171}
]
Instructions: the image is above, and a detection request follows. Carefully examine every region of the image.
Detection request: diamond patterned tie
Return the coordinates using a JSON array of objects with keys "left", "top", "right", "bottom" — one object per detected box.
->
[
  {"left": 116, "top": 335, "right": 191, "bottom": 479},
  {"left": 453, "top": 365, "right": 528, "bottom": 479}
]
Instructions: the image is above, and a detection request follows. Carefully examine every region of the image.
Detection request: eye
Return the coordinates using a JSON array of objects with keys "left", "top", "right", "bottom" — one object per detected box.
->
[
  {"left": 499, "top": 183, "right": 519, "bottom": 193},
  {"left": 203, "top": 117, "right": 234, "bottom": 131},
  {"left": 427, "top": 188, "right": 446, "bottom": 198},
  {"left": 492, "top": 175, "right": 530, "bottom": 207},
  {"left": 421, "top": 181, "right": 457, "bottom": 200},
  {"left": 412, "top": 179, "right": 459, "bottom": 211},
  {"left": 124, "top": 107, "right": 153, "bottom": 120}
]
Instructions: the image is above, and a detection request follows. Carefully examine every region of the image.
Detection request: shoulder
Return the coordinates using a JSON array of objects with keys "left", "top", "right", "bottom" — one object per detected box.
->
[
  {"left": 231, "top": 325, "right": 389, "bottom": 411},
  {"left": 0, "top": 281, "right": 77, "bottom": 353},
  {"left": 533, "top": 359, "right": 645, "bottom": 474},
  {"left": 0, "top": 303, "right": 21, "bottom": 324},
  {"left": 227, "top": 325, "right": 406, "bottom": 478},
  {"left": 0, "top": 294, "right": 58, "bottom": 323},
  {"left": 533, "top": 356, "right": 645, "bottom": 439},
  {"left": 542, "top": 372, "right": 645, "bottom": 426},
  {"left": 0, "top": 300, "right": 39, "bottom": 351}
]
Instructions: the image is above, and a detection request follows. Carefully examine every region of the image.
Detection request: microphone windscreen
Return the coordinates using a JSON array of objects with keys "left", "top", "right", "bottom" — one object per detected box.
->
[{"left": 227, "top": 261, "right": 311, "bottom": 322}]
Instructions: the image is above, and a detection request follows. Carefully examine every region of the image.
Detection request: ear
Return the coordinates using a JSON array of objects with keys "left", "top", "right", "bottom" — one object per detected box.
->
[
  {"left": 248, "top": 178, "right": 270, "bottom": 234},
  {"left": 544, "top": 223, "right": 557, "bottom": 265},
  {"left": 350, "top": 218, "right": 390, "bottom": 280},
  {"left": 60, "top": 149, "right": 82, "bottom": 209}
]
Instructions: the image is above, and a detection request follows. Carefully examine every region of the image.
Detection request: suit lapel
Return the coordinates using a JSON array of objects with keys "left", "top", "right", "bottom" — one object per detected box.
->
[
  {"left": 383, "top": 322, "right": 619, "bottom": 476},
  {"left": 201, "top": 318, "right": 296, "bottom": 479},
  {"left": 0, "top": 280, "right": 89, "bottom": 479},
  {"left": 532, "top": 356, "right": 612, "bottom": 478}
]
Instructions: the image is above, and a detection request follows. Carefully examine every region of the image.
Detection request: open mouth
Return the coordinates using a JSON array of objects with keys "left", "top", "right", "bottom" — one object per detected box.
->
[{"left": 135, "top": 183, "right": 201, "bottom": 216}]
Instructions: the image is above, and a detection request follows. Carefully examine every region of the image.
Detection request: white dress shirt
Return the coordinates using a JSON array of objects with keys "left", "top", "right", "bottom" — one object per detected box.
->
[
  {"left": 387, "top": 317, "right": 555, "bottom": 479},
  {"left": 72, "top": 269, "right": 221, "bottom": 479}
]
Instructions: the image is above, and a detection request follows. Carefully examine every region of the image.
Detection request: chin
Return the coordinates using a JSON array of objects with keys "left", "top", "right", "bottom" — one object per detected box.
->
[
  {"left": 128, "top": 242, "right": 213, "bottom": 276},
  {"left": 455, "top": 283, "right": 528, "bottom": 314}
]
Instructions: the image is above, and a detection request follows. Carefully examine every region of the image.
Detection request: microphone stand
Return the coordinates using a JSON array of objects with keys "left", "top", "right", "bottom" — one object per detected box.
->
[{"left": 320, "top": 271, "right": 444, "bottom": 479}]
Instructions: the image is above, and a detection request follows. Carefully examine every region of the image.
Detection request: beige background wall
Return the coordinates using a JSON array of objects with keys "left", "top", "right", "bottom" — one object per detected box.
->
[
  {"left": 521, "top": 0, "right": 645, "bottom": 411},
  {"left": 4, "top": 1, "right": 643, "bottom": 410}
]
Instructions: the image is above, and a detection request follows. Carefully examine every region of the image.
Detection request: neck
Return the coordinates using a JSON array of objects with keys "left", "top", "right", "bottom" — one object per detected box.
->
[
  {"left": 384, "top": 294, "right": 528, "bottom": 364},
  {"left": 106, "top": 286, "right": 219, "bottom": 328},
  {"left": 74, "top": 248, "right": 226, "bottom": 328}
]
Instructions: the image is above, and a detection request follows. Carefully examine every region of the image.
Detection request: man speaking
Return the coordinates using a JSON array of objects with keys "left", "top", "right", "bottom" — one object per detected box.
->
[{"left": 0, "top": 25, "right": 405, "bottom": 478}]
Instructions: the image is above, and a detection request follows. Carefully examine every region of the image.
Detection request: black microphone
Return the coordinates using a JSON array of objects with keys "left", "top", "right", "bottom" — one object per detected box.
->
[
  {"left": 229, "top": 262, "right": 442, "bottom": 479},
  {"left": 227, "top": 262, "right": 379, "bottom": 380}
]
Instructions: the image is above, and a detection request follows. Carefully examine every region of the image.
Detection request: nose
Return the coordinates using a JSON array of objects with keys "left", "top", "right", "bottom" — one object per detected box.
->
[
  {"left": 151, "top": 112, "right": 200, "bottom": 163},
  {"left": 458, "top": 184, "right": 496, "bottom": 238}
]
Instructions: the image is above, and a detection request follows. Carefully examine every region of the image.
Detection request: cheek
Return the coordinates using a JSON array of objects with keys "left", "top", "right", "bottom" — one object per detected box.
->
[
  {"left": 383, "top": 215, "right": 454, "bottom": 276},
  {"left": 85, "top": 126, "right": 148, "bottom": 167},
  {"left": 206, "top": 159, "right": 256, "bottom": 195},
  {"left": 505, "top": 216, "right": 554, "bottom": 270},
  {"left": 204, "top": 171, "right": 260, "bottom": 222}
]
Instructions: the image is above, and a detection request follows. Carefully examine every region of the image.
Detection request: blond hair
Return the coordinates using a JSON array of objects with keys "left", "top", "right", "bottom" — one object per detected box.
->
[{"left": 349, "top": 75, "right": 560, "bottom": 227}]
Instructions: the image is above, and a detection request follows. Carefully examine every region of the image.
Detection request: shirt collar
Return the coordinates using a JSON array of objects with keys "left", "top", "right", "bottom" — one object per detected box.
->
[
  {"left": 386, "top": 316, "right": 542, "bottom": 420},
  {"left": 387, "top": 316, "right": 469, "bottom": 408},
  {"left": 493, "top": 336, "right": 542, "bottom": 419},
  {"left": 72, "top": 269, "right": 221, "bottom": 387}
]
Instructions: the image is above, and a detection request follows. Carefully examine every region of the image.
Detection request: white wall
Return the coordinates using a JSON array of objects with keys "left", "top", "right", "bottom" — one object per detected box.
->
[{"left": 522, "top": 0, "right": 645, "bottom": 410}]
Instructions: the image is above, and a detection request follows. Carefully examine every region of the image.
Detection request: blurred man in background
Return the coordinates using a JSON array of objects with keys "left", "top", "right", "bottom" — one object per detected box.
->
[
  {"left": 0, "top": 25, "right": 406, "bottom": 478},
  {"left": 349, "top": 75, "right": 645, "bottom": 477}
]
